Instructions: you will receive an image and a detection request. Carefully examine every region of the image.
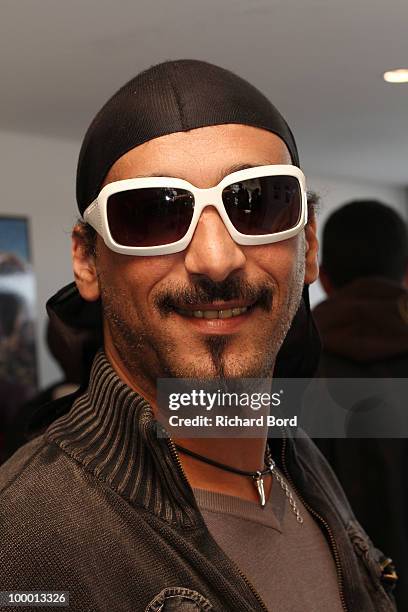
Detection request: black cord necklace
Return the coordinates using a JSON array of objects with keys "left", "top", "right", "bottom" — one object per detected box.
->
[{"left": 174, "top": 443, "right": 274, "bottom": 507}]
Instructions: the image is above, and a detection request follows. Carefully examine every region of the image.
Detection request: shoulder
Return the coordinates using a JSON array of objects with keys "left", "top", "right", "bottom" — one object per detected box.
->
[
  {"left": 0, "top": 431, "right": 118, "bottom": 528},
  {"left": 0, "top": 434, "right": 84, "bottom": 531},
  {"left": 0, "top": 435, "right": 48, "bottom": 494},
  {"left": 0, "top": 434, "right": 115, "bottom": 588},
  {"left": 0, "top": 433, "right": 99, "bottom": 545},
  {"left": 0, "top": 437, "right": 67, "bottom": 584}
]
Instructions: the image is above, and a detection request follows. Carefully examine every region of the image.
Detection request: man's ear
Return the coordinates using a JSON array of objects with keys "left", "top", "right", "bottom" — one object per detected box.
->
[
  {"left": 304, "top": 214, "right": 319, "bottom": 285},
  {"left": 72, "top": 224, "right": 100, "bottom": 302}
]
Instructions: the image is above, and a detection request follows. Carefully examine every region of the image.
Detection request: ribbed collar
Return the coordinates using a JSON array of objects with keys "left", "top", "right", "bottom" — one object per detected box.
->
[{"left": 45, "top": 351, "right": 199, "bottom": 527}]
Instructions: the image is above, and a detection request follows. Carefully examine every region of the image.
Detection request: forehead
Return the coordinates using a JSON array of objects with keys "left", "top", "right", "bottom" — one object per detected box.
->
[{"left": 103, "top": 124, "right": 292, "bottom": 188}]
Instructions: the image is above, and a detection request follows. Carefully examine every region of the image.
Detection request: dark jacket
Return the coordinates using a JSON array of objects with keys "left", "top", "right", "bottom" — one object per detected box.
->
[
  {"left": 0, "top": 351, "right": 397, "bottom": 611},
  {"left": 313, "top": 277, "right": 408, "bottom": 611},
  {"left": 313, "top": 277, "right": 408, "bottom": 374}
]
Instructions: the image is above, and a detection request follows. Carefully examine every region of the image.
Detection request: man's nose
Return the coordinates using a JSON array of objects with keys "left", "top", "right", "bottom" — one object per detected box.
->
[{"left": 184, "top": 206, "right": 246, "bottom": 281}]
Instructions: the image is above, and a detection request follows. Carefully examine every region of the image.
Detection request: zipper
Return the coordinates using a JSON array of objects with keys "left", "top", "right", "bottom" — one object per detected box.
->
[
  {"left": 229, "top": 562, "right": 269, "bottom": 612},
  {"left": 280, "top": 434, "right": 348, "bottom": 612},
  {"left": 166, "top": 437, "right": 269, "bottom": 611},
  {"left": 167, "top": 437, "right": 191, "bottom": 487}
]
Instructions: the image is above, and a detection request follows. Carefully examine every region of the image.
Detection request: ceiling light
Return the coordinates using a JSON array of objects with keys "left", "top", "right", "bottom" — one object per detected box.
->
[{"left": 383, "top": 69, "right": 408, "bottom": 83}]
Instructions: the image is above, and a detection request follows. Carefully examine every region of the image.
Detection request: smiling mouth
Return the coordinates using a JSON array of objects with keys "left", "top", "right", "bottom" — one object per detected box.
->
[{"left": 175, "top": 304, "right": 254, "bottom": 320}]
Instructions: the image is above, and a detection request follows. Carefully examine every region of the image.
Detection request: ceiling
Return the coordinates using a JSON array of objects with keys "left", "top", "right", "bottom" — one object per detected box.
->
[{"left": 1, "top": 0, "right": 408, "bottom": 185}]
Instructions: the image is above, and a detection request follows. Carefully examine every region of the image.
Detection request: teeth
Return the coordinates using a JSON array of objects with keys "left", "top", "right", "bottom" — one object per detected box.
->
[
  {"left": 178, "top": 306, "right": 249, "bottom": 319},
  {"left": 203, "top": 310, "right": 219, "bottom": 319},
  {"left": 219, "top": 309, "right": 233, "bottom": 319}
]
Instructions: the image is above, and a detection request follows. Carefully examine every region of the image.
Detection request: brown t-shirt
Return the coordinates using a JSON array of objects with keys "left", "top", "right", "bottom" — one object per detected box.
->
[{"left": 193, "top": 468, "right": 344, "bottom": 612}]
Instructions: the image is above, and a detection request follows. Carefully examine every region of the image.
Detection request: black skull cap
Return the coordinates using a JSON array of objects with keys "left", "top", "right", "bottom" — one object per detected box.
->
[{"left": 76, "top": 59, "right": 300, "bottom": 214}]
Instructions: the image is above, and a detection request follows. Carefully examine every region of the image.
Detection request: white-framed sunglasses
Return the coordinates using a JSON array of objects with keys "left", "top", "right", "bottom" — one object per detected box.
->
[{"left": 83, "top": 164, "right": 308, "bottom": 256}]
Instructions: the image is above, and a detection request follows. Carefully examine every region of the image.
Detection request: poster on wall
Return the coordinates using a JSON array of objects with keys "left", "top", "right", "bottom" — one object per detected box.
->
[{"left": 0, "top": 216, "right": 37, "bottom": 461}]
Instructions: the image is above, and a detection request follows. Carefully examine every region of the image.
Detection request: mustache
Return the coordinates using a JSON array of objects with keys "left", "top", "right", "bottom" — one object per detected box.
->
[{"left": 154, "top": 277, "right": 274, "bottom": 314}]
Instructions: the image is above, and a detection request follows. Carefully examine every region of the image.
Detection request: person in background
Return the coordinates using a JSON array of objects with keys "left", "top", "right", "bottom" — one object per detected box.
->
[
  {"left": 0, "top": 289, "right": 36, "bottom": 464},
  {"left": 313, "top": 199, "right": 408, "bottom": 610},
  {"left": 2, "top": 319, "right": 81, "bottom": 462}
]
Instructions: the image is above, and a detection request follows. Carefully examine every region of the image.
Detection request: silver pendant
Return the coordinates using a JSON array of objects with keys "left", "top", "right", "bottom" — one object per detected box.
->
[{"left": 253, "top": 471, "right": 266, "bottom": 507}]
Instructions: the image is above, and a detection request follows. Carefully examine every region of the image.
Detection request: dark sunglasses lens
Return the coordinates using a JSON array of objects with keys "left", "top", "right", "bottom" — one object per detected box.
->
[
  {"left": 222, "top": 175, "right": 302, "bottom": 235},
  {"left": 107, "top": 187, "right": 194, "bottom": 247}
]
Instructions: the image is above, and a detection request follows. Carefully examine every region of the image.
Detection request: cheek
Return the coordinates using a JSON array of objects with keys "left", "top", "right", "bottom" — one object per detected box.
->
[
  {"left": 248, "top": 237, "right": 304, "bottom": 280},
  {"left": 96, "top": 246, "right": 178, "bottom": 303}
]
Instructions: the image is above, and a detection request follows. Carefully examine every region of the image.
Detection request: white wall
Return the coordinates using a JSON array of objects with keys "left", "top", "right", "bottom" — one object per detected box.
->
[
  {"left": 0, "top": 130, "right": 78, "bottom": 387},
  {"left": 1, "top": 130, "right": 407, "bottom": 387},
  {"left": 307, "top": 175, "right": 408, "bottom": 306}
]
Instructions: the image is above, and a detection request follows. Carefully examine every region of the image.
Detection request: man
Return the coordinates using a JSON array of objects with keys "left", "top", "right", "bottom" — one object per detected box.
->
[
  {"left": 313, "top": 200, "right": 408, "bottom": 610},
  {"left": 0, "top": 61, "right": 397, "bottom": 611}
]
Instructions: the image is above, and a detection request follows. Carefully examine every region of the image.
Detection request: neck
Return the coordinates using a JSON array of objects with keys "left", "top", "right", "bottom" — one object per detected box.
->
[
  {"left": 105, "top": 341, "right": 273, "bottom": 505},
  {"left": 105, "top": 341, "right": 157, "bottom": 406},
  {"left": 173, "top": 436, "right": 272, "bottom": 504}
]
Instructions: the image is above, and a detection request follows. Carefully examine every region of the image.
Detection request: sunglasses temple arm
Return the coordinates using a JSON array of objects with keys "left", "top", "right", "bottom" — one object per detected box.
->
[{"left": 83, "top": 201, "right": 103, "bottom": 235}]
